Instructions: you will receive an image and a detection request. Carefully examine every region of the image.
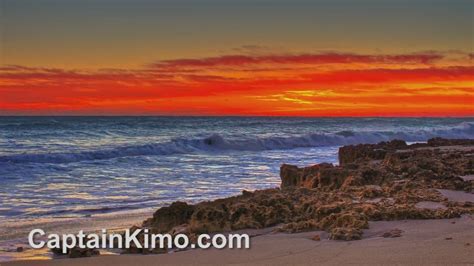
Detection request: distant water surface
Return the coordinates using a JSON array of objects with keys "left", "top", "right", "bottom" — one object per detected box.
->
[{"left": 0, "top": 117, "right": 473, "bottom": 220}]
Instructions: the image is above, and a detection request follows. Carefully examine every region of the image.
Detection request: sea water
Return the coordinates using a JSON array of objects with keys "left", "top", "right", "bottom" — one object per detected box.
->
[{"left": 0, "top": 117, "right": 473, "bottom": 221}]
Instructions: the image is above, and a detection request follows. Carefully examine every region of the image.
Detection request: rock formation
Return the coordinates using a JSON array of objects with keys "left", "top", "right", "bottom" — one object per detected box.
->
[
  {"left": 119, "top": 138, "right": 473, "bottom": 253},
  {"left": 56, "top": 138, "right": 473, "bottom": 255}
]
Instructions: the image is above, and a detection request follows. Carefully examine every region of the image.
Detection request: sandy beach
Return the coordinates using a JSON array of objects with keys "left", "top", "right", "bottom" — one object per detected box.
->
[{"left": 6, "top": 215, "right": 474, "bottom": 265}]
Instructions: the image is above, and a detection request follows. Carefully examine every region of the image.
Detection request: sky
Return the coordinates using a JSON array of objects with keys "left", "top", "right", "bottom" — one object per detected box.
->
[{"left": 0, "top": 0, "right": 473, "bottom": 116}]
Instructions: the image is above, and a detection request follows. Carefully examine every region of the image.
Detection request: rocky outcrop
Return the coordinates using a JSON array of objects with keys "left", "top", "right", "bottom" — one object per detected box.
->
[
  {"left": 51, "top": 243, "right": 100, "bottom": 258},
  {"left": 68, "top": 247, "right": 100, "bottom": 258},
  {"left": 426, "top": 137, "right": 474, "bottom": 147},
  {"left": 123, "top": 138, "right": 473, "bottom": 252},
  {"left": 143, "top": 188, "right": 294, "bottom": 234},
  {"left": 338, "top": 139, "right": 407, "bottom": 166},
  {"left": 280, "top": 163, "right": 349, "bottom": 189},
  {"left": 144, "top": 201, "right": 195, "bottom": 233},
  {"left": 283, "top": 138, "right": 474, "bottom": 192}
]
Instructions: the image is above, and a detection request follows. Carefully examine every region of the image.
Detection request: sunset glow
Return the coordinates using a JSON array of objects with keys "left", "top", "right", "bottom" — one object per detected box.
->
[{"left": 1, "top": 0, "right": 472, "bottom": 116}]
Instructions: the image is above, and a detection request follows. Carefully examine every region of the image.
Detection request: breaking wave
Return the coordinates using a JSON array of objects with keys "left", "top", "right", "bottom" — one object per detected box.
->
[{"left": 1, "top": 122, "right": 473, "bottom": 164}]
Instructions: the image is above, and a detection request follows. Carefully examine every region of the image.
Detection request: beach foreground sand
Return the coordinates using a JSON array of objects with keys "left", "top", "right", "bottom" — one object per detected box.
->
[{"left": 6, "top": 215, "right": 474, "bottom": 265}]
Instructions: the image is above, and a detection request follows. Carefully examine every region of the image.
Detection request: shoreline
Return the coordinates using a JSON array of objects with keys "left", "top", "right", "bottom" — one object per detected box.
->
[
  {"left": 0, "top": 209, "right": 154, "bottom": 262},
  {"left": 2, "top": 138, "right": 474, "bottom": 264}
]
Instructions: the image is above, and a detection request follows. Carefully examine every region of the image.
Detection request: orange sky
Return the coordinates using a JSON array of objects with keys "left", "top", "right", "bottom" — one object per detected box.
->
[
  {"left": 1, "top": 51, "right": 473, "bottom": 116},
  {"left": 0, "top": 1, "right": 473, "bottom": 116}
]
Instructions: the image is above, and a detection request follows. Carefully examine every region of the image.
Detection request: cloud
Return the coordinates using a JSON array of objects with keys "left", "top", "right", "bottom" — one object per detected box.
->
[
  {"left": 0, "top": 51, "right": 472, "bottom": 116},
  {"left": 150, "top": 52, "right": 444, "bottom": 70}
]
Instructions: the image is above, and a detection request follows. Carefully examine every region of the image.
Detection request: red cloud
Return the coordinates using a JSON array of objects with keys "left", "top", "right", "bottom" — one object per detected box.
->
[{"left": 0, "top": 51, "right": 472, "bottom": 116}]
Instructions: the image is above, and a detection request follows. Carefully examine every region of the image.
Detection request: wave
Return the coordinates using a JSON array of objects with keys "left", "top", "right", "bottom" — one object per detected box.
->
[{"left": 1, "top": 122, "right": 473, "bottom": 164}]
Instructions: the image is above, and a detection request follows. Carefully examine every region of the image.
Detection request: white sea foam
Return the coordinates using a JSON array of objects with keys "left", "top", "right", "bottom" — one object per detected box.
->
[{"left": 1, "top": 122, "right": 472, "bottom": 164}]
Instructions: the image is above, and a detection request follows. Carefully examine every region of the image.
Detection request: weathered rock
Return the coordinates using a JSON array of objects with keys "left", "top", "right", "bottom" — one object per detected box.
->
[
  {"left": 283, "top": 138, "right": 473, "bottom": 193},
  {"left": 280, "top": 163, "right": 357, "bottom": 190},
  {"left": 319, "top": 212, "right": 368, "bottom": 231},
  {"left": 329, "top": 227, "right": 362, "bottom": 240},
  {"left": 339, "top": 140, "right": 407, "bottom": 166},
  {"left": 188, "top": 189, "right": 294, "bottom": 233},
  {"left": 120, "top": 226, "right": 168, "bottom": 254},
  {"left": 68, "top": 247, "right": 100, "bottom": 258},
  {"left": 127, "top": 137, "right": 474, "bottom": 253},
  {"left": 278, "top": 219, "right": 319, "bottom": 233},
  {"left": 143, "top": 201, "right": 195, "bottom": 233},
  {"left": 382, "top": 229, "right": 403, "bottom": 238},
  {"left": 50, "top": 236, "right": 102, "bottom": 257},
  {"left": 280, "top": 163, "right": 337, "bottom": 189},
  {"left": 427, "top": 138, "right": 474, "bottom": 147}
]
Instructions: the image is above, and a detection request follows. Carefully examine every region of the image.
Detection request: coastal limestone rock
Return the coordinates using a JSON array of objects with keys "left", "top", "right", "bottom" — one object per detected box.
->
[
  {"left": 50, "top": 236, "right": 101, "bottom": 258},
  {"left": 338, "top": 140, "right": 407, "bottom": 166},
  {"left": 427, "top": 137, "right": 474, "bottom": 147},
  {"left": 319, "top": 211, "right": 369, "bottom": 240},
  {"left": 141, "top": 188, "right": 294, "bottom": 237},
  {"left": 282, "top": 138, "right": 473, "bottom": 192},
  {"left": 127, "top": 137, "right": 474, "bottom": 254},
  {"left": 68, "top": 247, "right": 100, "bottom": 258},
  {"left": 143, "top": 201, "right": 195, "bottom": 233},
  {"left": 120, "top": 226, "right": 168, "bottom": 254},
  {"left": 188, "top": 188, "right": 294, "bottom": 233},
  {"left": 280, "top": 163, "right": 350, "bottom": 189},
  {"left": 280, "top": 163, "right": 325, "bottom": 188},
  {"left": 329, "top": 227, "right": 363, "bottom": 240}
]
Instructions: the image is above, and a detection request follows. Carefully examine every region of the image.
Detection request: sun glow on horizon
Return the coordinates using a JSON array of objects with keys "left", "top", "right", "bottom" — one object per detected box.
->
[{"left": 1, "top": 0, "right": 473, "bottom": 116}]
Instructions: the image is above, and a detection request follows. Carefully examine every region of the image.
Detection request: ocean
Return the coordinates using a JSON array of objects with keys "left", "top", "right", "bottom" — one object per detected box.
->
[{"left": 0, "top": 117, "right": 473, "bottom": 222}]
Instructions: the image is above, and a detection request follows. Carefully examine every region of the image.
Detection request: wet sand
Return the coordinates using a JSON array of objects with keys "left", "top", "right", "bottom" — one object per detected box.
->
[{"left": 0, "top": 210, "right": 152, "bottom": 262}]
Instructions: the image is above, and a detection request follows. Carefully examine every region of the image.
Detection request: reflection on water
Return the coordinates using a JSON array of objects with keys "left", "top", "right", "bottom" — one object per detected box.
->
[
  {"left": 0, "top": 146, "right": 338, "bottom": 219},
  {"left": 0, "top": 117, "right": 472, "bottom": 221}
]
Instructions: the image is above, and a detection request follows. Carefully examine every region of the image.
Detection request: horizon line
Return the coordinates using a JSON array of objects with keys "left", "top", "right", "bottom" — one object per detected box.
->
[{"left": 0, "top": 115, "right": 473, "bottom": 118}]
